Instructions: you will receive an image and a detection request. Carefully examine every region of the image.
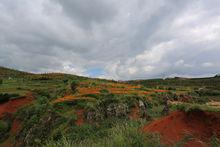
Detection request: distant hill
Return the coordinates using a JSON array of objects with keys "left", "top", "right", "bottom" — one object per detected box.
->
[
  {"left": 0, "top": 66, "right": 89, "bottom": 81},
  {"left": 128, "top": 76, "right": 220, "bottom": 89},
  {"left": 0, "top": 66, "right": 33, "bottom": 78}
]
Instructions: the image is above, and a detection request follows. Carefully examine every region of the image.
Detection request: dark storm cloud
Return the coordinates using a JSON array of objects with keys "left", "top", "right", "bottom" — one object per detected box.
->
[
  {"left": 0, "top": 0, "right": 220, "bottom": 80},
  {"left": 54, "top": 0, "right": 117, "bottom": 28}
]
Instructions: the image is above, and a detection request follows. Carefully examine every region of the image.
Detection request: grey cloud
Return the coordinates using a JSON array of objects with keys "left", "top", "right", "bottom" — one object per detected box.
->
[
  {"left": 54, "top": 0, "right": 117, "bottom": 28},
  {"left": 0, "top": 0, "right": 220, "bottom": 80}
]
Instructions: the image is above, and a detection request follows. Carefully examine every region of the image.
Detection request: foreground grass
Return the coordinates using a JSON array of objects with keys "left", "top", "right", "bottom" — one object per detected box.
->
[
  {"left": 171, "top": 102, "right": 220, "bottom": 113},
  {"left": 44, "top": 121, "right": 163, "bottom": 147}
]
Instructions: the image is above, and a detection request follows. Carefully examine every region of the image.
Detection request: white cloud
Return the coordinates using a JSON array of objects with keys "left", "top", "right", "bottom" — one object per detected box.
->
[{"left": 202, "top": 62, "right": 214, "bottom": 67}]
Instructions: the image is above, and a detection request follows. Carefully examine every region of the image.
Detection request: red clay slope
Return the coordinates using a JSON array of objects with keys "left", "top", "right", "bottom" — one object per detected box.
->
[
  {"left": 0, "top": 93, "right": 34, "bottom": 118},
  {"left": 142, "top": 110, "right": 220, "bottom": 146}
]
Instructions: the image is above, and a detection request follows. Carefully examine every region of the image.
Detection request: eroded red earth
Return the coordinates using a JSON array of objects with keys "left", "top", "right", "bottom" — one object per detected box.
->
[
  {"left": 142, "top": 111, "right": 220, "bottom": 146},
  {"left": 0, "top": 93, "right": 34, "bottom": 118}
]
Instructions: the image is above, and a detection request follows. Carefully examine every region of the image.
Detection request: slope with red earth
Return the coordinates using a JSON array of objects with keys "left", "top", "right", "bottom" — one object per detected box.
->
[
  {"left": 0, "top": 93, "right": 34, "bottom": 118},
  {"left": 0, "top": 93, "right": 34, "bottom": 147},
  {"left": 142, "top": 110, "right": 220, "bottom": 146}
]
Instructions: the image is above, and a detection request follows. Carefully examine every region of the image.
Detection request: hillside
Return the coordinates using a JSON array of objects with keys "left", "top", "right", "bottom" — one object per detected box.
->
[
  {"left": 0, "top": 66, "right": 219, "bottom": 147},
  {"left": 0, "top": 66, "right": 33, "bottom": 78},
  {"left": 129, "top": 76, "right": 220, "bottom": 89}
]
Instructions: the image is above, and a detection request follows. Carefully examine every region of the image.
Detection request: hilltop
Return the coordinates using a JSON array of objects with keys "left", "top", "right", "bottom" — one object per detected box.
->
[{"left": 0, "top": 66, "right": 33, "bottom": 78}]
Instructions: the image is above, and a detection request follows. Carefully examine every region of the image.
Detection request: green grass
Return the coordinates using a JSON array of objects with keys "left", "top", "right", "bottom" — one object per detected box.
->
[
  {"left": 171, "top": 103, "right": 220, "bottom": 113},
  {"left": 44, "top": 120, "right": 163, "bottom": 147}
]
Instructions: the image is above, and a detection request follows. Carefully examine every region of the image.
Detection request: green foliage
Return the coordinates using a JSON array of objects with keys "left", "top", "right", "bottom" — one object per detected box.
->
[
  {"left": 44, "top": 120, "right": 163, "bottom": 147},
  {"left": 0, "top": 93, "right": 20, "bottom": 104},
  {"left": 63, "top": 79, "right": 68, "bottom": 84},
  {"left": 0, "top": 120, "right": 9, "bottom": 134},
  {"left": 0, "top": 120, "right": 10, "bottom": 142},
  {"left": 209, "top": 135, "right": 220, "bottom": 147},
  {"left": 171, "top": 103, "right": 220, "bottom": 113},
  {"left": 15, "top": 96, "right": 67, "bottom": 146},
  {"left": 0, "top": 79, "right": 2, "bottom": 85},
  {"left": 33, "top": 89, "right": 51, "bottom": 99},
  {"left": 70, "top": 81, "right": 79, "bottom": 93},
  {"left": 99, "top": 89, "right": 109, "bottom": 94},
  {"left": 196, "top": 88, "right": 220, "bottom": 96}
]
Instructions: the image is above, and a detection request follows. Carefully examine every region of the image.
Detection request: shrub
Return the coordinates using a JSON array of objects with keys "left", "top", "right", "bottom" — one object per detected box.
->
[
  {"left": 70, "top": 81, "right": 78, "bottom": 93},
  {"left": 0, "top": 94, "right": 9, "bottom": 104},
  {"left": 0, "top": 120, "right": 10, "bottom": 142},
  {"left": 63, "top": 79, "right": 68, "bottom": 84},
  {"left": 32, "top": 89, "right": 51, "bottom": 99},
  {"left": 0, "top": 93, "right": 20, "bottom": 104},
  {"left": 15, "top": 96, "right": 66, "bottom": 146},
  {"left": 0, "top": 120, "right": 9, "bottom": 133},
  {"left": 99, "top": 89, "right": 109, "bottom": 94},
  {"left": 0, "top": 79, "right": 2, "bottom": 85}
]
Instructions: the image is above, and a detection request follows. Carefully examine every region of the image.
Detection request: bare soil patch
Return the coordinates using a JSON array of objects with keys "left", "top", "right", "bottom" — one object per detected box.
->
[
  {"left": 0, "top": 93, "right": 34, "bottom": 118},
  {"left": 142, "top": 110, "right": 220, "bottom": 146}
]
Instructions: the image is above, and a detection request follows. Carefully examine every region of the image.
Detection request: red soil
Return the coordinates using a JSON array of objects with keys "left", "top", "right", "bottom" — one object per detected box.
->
[
  {"left": 53, "top": 95, "right": 93, "bottom": 103},
  {"left": 75, "top": 109, "right": 85, "bottom": 126},
  {"left": 143, "top": 92, "right": 152, "bottom": 95},
  {"left": 11, "top": 119, "right": 21, "bottom": 134},
  {"left": 0, "top": 93, "right": 34, "bottom": 118},
  {"left": 154, "top": 90, "right": 169, "bottom": 92},
  {"left": 142, "top": 111, "right": 220, "bottom": 146},
  {"left": 78, "top": 87, "right": 101, "bottom": 94}
]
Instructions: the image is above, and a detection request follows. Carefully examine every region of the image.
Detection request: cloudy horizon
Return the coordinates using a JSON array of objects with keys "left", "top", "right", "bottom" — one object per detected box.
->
[{"left": 0, "top": 0, "right": 220, "bottom": 80}]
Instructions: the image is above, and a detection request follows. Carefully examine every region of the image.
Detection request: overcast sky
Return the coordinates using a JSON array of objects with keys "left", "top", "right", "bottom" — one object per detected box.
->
[{"left": 0, "top": 0, "right": 220, "bottom": 80}]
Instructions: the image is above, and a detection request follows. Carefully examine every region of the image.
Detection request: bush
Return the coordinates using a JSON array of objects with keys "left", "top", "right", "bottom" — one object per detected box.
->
[
  {"left": 0, "top": 94, "right": 9, "bottom": 104},
  {"left": 32, "top": 89, "right": 51, "bottom": 99},
  {"left": 70, "top": 81, "right": 79, "bottom": 93},
  {"left": 99, "top": 89, "right": 109, "bottom": 94},
  {"left": 15, "top": 96, "right": 66, "bottom": 146},
  {"left": 0, "top": 93, "right": 20, "bottom": 104},
  {"left": 0, "top": 120, "right": 9, "bottom": 133},
  {"left": 0, "top": 120, "right": 10, "bottom": 142},
  {"left": 63, "top": 79, "right": 68, "bottom": 84},
  {"left": 0, "top": 79, "right": 2, "bottom": 85}
]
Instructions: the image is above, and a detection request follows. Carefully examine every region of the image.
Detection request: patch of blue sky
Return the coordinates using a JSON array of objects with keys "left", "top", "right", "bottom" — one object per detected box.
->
[{"left": 86, "top": 68, "right": 105, "bottom": 77}]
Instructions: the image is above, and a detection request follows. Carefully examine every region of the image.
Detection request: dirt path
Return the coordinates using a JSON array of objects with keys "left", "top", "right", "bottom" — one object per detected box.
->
[
  {"left": 142, "top": 111, "right": 220, "bottom": 146},
  {"left": 0, "top": 92, "right": 34, "bottom": 118}
]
